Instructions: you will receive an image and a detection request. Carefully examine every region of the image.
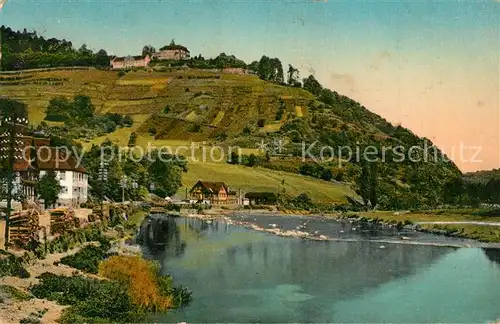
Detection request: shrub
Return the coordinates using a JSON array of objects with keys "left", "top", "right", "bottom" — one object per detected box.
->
[
  {"left": 30, "top": 273, "right": 143, "bottom": 323},
  {"left": 99, "top": 256, "right": 174, "bottom": 312},
  {"left": 117, "top": 71, "right": 126, "bottom": 77},
  {"left": 0, "top": 285, "right": 32, "bottom": 301},
  {"left": 0, "top": 250, "right": 30, "bottom": 278},
  {"left": 36, "top": 223, "right": 108, "bottom": 258},
  {"left": 190, "top": 123, "right": 201, "bottom": 132},
  {"left": 59, "top": 242, "right": 113, "bottom": 274},
  {"left": 122, "top": 115, "right": 133, "bottom": 127},
  {"left": 242, "top": 126, "right": 252, "bottom": 135},
  {"left": 257, "top": 118, "right": 266, "bottom": 128},
  {"left": 215, "top": 132, "right": 228, "bottom": 141}
]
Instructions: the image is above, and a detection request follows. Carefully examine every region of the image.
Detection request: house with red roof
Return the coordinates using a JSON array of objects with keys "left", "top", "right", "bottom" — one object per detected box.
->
[{"left": 189, "top": 180, "right": 231, "bottom": 204}]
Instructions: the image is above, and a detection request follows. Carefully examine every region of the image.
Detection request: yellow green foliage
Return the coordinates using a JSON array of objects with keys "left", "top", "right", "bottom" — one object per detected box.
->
[{"left": 98, "top": 255, "right": 173, "bottom": 312}]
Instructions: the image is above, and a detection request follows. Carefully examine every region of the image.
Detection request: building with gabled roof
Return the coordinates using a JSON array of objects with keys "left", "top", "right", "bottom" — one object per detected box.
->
[
  {"left": 153, "top": 40, "right": 190, "bottom": 61},
  {"left": 1, "top": 125, "right": 88, "bottom": 208},
  {"left": 189, "top": 180, "right": 229, "bottom": 204},
  {"left": 110, "top": 54, "right": 151, "bottom": 69}
]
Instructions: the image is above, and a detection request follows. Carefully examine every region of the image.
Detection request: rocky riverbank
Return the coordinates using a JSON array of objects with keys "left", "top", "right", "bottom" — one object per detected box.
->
[
  {"left": 183, "top": 211, "right": 500, "bottom": 249},
  {"left": 0, "top": 222, "right": 146, "bottom": 323}
]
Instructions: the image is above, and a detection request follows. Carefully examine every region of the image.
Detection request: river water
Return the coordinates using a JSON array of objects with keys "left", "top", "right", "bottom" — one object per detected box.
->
[{"left": 140, "top": 215, "right": 500, "bottom": 323}]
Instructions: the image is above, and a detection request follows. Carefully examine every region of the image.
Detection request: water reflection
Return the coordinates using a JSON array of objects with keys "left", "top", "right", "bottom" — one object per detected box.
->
[
  {"left": 483, "top": 248, "right": 500, "bottom": 265},
  {"left": 138, "top": 216, "right": 186, "bottom": 257}
]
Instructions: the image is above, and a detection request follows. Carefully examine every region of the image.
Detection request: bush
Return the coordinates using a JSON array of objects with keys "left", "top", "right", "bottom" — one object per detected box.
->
[
  {"left": 190, "top": 123, "right": 201, "bottom": 133},
  {"left": 257, "top": 118, "right": 266, "bottom": 128},
  {"left": 117, "top": 71, "right": 126, "bottom": 77},
  {"left": 242, "top": 126, "right": 252, "bottom": 136},
  {"left": 30, "top": 273, "right": 143, "bottom": 323},
  {"left": 0, "top": 285, "right": 32, "bottom": 301},
  {"left": 99, "top": 256, "right": 185, "bottom": 312},
  {"left": 215, "top": 132, "right": 228, "bottom": 141},
  {"left": 36, "top": 223, "right": 108, "bottom": 258},
  {"left": 59, "top": 242, "right": 114, "bottom": 274},
  {"left": 0, "top": 250, "right": 30, "bottom": 278}
]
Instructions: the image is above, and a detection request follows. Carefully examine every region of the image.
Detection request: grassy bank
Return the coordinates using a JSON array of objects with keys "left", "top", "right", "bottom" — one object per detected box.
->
[{"left": 342, "top": 210, "right": 500, "bottom": 243}]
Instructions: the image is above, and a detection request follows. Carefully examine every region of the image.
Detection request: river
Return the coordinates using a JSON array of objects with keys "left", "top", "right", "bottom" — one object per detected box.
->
[{"left": 139, "top": 214, "right": 500, "bottom": 323}]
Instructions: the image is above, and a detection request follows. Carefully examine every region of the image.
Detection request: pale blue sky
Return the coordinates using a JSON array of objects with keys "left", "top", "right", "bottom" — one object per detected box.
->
[{"left": 1, "top": 0, "right": 499, "bottom": 171}]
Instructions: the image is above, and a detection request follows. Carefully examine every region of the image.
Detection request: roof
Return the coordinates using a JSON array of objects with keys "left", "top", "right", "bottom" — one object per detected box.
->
[
  {"left": 37, "top": 148, "right": 87, "bottom": 174},
  {"left": 159, "top": 44, "right": 190, "bottom": 53},
  {"left": 111, "top": 55, "right": 148, "bottom": 62},
  {"left": 245, "top": 192, "right": 278, "bottom": 199},
  {"left": 190, "top": 180, "right": 228, "bottom": 194}
]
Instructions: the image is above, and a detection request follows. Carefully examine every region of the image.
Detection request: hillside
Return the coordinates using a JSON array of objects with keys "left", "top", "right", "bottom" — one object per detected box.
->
[
  {"left": 0, "top": 67, "right": 461, "bottom": 207},
  {"left": 464, "top": 169, "right": 500, "bottom": 184}
]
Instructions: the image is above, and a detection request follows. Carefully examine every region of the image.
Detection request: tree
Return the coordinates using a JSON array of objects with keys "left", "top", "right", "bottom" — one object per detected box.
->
[
  {"left": 270, "top": 58, "right": 284, "bottom": 84},
  {"left": 95, "top": 49, "right": 109, "bottom": 67},
  {"left": 148, "top": 152, "right": 187, "bottom": 197},
  {"left": 228, "top": 151, "right": 240, "bottom": 164},
  {"left": 358, "top": 162, "right": 371, "bottom": 207},
  {"left": 78, "top": 44, "right": 93, "bottom": 56},
  {"left": 302, "top": 74, "right": 322, "bottom": 96},
  {"left": 257, "top": 56, "right": 272, "bottom": 80},
  {"left": 142, "top": 45, "right": 156, "bottom": 57},
  {"left": 356, "top": 161, "right": 378, "bottom": 209},
  {"left": 368, "top": 162, "right": 378, "bottom": 208},
  {"left": 128, "top": 132, "right": 138, "bottom": 147},
  {"left": 73, "top": 95, "right": 95, "bottom": 120},
  {"left": 287, "top": 64, "right": 300, "bottom": 87},
  {"left": 38, "top": 171, "right": 62, "bottom": 208},
  {"left": 248, "top": 61, "right": 259, "bottom": 73}
]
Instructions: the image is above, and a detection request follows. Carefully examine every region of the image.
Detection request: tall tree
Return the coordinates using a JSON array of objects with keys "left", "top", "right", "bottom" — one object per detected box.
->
[
  {"left": 287, "top": 64, "right": 300, "bottom": 87},
  {"left": 368, "top": 162, "right": 378, "bottom": 208},
  {"left": 142, "top": 45, "right": 156, "bottom": 57},
  {"left": 38, "top": 171, "right": 62, "bottom": 208},
  {"left": 257, "top": 56, "right": 272, "bottom": 81},
  {"left": 302, "top": 74, "right": 323, "bottom": 96},
  {"left": 95, "top": 49, "right": 109, "bottom": 66},
  {"left": 77, "top": 44, "right": 93, "bottom": 56},
  {"left": 356, "top": 160, "right": 378, "bottom": 209},
  {"left": 271, "top": 58, "right": 284, "bottom": 84},
  {"left": 73, "top": 95, "right": 95, "bottom": 120}
]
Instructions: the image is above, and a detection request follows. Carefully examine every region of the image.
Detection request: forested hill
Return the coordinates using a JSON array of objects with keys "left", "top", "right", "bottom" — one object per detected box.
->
[
  {"left": 464, "top": 169, "right": 500, "bottom": 183},
  {"left": 0, "top": 26, "right": 465, "bottom": 209},
  {"left": 0, "top": 26, "right": 110, "bottom": 70}
]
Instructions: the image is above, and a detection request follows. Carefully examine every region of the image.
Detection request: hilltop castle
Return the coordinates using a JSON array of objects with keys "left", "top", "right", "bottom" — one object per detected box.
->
[{"left": 110, "top": 40, "right": 190, "bottom": 69}]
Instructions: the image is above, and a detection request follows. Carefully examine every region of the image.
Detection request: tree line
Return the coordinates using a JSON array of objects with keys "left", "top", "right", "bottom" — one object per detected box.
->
[{"left": 0, "top": 26, "right": 109, "bottom": 70}]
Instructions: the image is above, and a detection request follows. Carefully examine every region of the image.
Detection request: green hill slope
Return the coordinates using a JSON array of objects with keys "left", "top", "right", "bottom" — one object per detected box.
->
[{"left": 0, "top": 68, "right": 461, "bottom": 207}]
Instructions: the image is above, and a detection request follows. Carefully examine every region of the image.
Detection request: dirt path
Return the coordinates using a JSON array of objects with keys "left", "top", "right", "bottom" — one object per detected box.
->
[{"left": 0, "top": 246, "right": 91, "bottom": 323}]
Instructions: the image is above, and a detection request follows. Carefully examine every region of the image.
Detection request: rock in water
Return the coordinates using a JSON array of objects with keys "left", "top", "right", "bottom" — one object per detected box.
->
[{"left": 379, "top": 245, "right": 386, "bottom": 249}]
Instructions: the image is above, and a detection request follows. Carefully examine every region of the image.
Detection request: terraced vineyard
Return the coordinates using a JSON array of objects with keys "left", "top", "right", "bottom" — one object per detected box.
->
[
  {"left": 1, "top": 67, "right": 353, "bottom": 202},
  {"left": 1, "top": 67, "right": 461, "bottom": 206}
]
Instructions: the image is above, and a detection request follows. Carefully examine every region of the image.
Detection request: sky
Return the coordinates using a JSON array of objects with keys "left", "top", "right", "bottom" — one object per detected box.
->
[{"left": 0, "top": 0, "right": 498, "bottom": 172}]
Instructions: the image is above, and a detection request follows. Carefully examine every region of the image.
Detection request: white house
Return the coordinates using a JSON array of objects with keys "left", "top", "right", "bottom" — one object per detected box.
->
[{"left": 38, "top": 148, "right": 88, "bottom": 207}]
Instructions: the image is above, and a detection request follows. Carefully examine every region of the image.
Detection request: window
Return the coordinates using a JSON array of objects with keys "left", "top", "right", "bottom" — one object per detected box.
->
[
  {"left": 59, "top": 171, "right": 66, "bottom": 180},
  {"left": 61, "top": 186, "right": 68, "bottom": 194}
]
